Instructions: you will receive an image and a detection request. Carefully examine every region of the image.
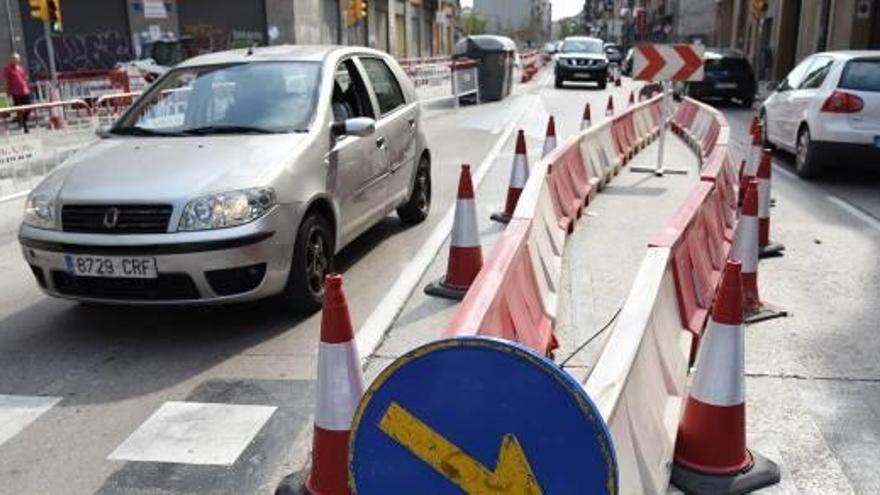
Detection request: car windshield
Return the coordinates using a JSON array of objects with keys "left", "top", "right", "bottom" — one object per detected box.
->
[
  {"left": 840, "top": 59, "right": 880, "bottom": 92},
  {"left": 114, "top": 61, "right": 321, "bottom": 135},
  {"left": 561, "top": 40, "right": 603, "bottom": 54}
]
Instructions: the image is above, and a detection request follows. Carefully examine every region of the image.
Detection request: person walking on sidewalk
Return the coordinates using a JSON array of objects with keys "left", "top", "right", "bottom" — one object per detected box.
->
[{"left": 3, "top": 53, "right": 32, "bottom": 133}]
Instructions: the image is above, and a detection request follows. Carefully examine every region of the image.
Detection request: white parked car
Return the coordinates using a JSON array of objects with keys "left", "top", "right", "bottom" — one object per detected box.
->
[{"left": 761, "top": 51, "right": 880, "bottom": 178}]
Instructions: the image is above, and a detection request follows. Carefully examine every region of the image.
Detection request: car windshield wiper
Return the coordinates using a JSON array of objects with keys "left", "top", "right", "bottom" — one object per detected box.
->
[
  {"left": 110, "top": 126, "right": 182, "bottom": 136},
  {"left": 180, "top": 125, "right": 279, "bottom": 135}
]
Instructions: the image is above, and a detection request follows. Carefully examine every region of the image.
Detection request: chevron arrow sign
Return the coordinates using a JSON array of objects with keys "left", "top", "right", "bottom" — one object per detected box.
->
[{"left": 633, "top": 43, "right": 705, "bottom": 82}]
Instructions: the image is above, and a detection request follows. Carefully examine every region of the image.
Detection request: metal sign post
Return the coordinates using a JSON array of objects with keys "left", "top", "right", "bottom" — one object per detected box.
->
[
  {"left": 630, "top": 43, "right": 705, "bottom": 177},
  {"left": 42, "top": 21, "right": 58, "bottom": 86}
]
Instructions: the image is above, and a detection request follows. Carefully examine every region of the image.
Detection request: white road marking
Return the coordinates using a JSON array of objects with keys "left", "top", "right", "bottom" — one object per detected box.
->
[
  {"left": 0, "top": 190, "right": 30, "bottom": 204},
  {"left": 108, "top": 401, "right": 276, "bottom": 466},
  {"left": 0, "top": 394, "right": 61, "bottom": 447},
  {"left": 354, "top": 98, "right": 531, "bottom": 360},
  {"left": 774, "top": 165, "right": 880, "bottom": 232},
  {"left": 825, "top": 195, "right": 880, "bottom": 232}
]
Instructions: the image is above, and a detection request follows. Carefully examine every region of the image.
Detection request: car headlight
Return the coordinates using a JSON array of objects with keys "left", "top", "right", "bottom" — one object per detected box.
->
[
  {"left": 178, "top": 187, "right": 276, "bottom": 231},
  {"left": 23, "top": 193, "right": 56, "bottom": 230}
]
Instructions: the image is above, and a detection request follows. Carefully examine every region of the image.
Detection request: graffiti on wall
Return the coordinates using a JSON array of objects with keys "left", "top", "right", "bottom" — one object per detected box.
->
[
  {"left": 30, "top": 30, "right": 133, "bottom": 74},
  {"left": 182, "top": 24, "right": 264, "bottom": 55}
]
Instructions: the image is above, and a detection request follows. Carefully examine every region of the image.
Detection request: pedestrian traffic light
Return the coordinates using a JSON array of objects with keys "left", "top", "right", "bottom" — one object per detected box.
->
[
  {"left": 28, "top": 0, "right": 48, "bottom": 22},
  {"left": 47, "top": 0, "right": 62, "bottom": 32}
]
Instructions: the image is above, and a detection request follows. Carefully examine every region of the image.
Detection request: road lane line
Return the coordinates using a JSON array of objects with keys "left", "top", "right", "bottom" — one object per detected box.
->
[
  {"left": 0, "top": 395, "right": 61, "bottom": 448},
  {"left": 825, "top": 195, "right": 880, "bottom": 232},
  {"left": 355, "top": 100, "right": 530, "bottom": 360},
  {"left": 773, "top": 164, "right": 880, "bottom": 232}
]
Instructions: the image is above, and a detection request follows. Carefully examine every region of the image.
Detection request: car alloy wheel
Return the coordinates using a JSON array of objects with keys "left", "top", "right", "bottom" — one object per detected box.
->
[{"left": 305, "top": 226, "right": 329, "bottom": 298}]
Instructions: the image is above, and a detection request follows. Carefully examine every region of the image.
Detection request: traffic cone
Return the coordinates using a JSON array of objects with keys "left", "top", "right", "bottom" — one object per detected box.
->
[
  {"left": 615, "top": 74, "right": 622, "bottom": 87},
  {"left": 739, "top": 122, "right": 763, "bottom": 206},
  {"left": 605, "top": 95, "right": 614, "bottom": 117},
  {"left": 756, "top": 149, "right": 785, "bottom": 258},
  {"left": 306, "top": 274, "right": 365, "bottom": 495},
  {"left": 730, "top": 180, "right": 787, "bottom": 324},
  {"left": 580, "top": 102, "right": 592, "bottom": 131},
  {"left": 671, "top": 260, "right": 781, "bottom": 494},
  {"left": 628, "top": 90, "right": 635, "bottom": 106},
  {"left": 491, "top": 130, "right": 529, "bottom": 224},
  {"left": 425, "top": 164, "right": 483, "bottom": 300},
  {"left": 542, "top": 116, "right": 557, "bottom": 158}
]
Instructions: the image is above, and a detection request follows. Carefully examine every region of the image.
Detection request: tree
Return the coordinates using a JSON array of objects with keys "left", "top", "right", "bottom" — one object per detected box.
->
[{"left": 462, "top": 14, "right": 487, "bottom": 36}]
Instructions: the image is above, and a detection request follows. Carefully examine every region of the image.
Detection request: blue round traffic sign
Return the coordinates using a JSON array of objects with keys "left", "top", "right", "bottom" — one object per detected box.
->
[{"left": 350, "top": 337, "right": 617, "bottom": 494}]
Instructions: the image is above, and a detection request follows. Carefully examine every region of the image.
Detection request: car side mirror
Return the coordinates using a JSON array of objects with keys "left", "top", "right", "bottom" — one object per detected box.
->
[{"left": 331, "top": 117, "right": 376, "bottom": 138}]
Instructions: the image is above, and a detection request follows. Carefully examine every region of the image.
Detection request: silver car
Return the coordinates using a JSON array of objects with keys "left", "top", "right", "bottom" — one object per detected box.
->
[{"left": 19, "top": 45, "right": 432, "bottom": 310}]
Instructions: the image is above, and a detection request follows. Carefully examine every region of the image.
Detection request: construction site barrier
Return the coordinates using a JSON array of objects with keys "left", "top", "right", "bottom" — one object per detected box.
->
[
  {"left": 399, "top": 56, "right": 480, "bottom": 104},
  {"left": 443, "top": 94, "right": 664, "bottom": 356},
  {"left": 520, "top": 50, "right": 550, "bottom": 83}
]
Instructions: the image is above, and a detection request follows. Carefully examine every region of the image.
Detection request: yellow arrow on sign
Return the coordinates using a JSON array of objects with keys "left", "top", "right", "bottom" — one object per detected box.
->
[{"left": 379, "top": 401, "right": 544, "bottom": 494}]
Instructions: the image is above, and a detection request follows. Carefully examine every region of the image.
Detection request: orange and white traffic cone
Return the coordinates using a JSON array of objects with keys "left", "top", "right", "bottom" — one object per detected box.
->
[
  {"left": 542, "top": 115, "right": 557, "bottom": 157},
  {"left": 491, "top": 130, "right": 529, "bottom": 224},
  {"left": 306, "top": 274, "right": 364, "bottom": 495},
  {"left": 605, "top": 95, "right": 614, "bottom": 117},
  {"left": 731, "top": 180, "right": 787, "bottom": 324},
  {"left": 580, "top": 102, "right": 592, "bottom": 131},
  {"left": 628, "top": 90, "right": 635, "bottom": 106},
  {"left": 425, "top": 164, "right": 483, "bottom": 300},
  {"left": 671, "top": 260, "right": 781, "bottom": 494},
  {"left": 615, "top": 74, "right": 622, "bottom": 87},
  {"left": 756, "top": 149, "right": 785, "bottom": 258}
]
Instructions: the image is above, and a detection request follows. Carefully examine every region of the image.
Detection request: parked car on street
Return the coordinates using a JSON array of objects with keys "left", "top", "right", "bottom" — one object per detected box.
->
[
  {"left": 680, "top": 49, "right": 756, "bottom": 107},
  {"left": 554, "top": 36, "right": 609, "bottom": 89},
  {"left": 604, "top": 43, "right": 624, "bottom": 65},
  {"left": 19, "top": 45, "right": 432, "bottom": 310},
  {"left": 761, "top": 51, "right": 880, "bottom": 178}
]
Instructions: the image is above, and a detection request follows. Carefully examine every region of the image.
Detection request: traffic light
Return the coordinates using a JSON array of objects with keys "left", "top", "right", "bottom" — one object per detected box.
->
[
  {"left": 29, "top": 0, "right": 48, "bottom": 22},
  {"left": 346, "top": 0, "right": 367, "bottom": 26},
  {"left": 47, "top": 0, "right": 62, "bottom": 32},
  {"left": 752, "top": 0, "right": 767, "bottom": 19}
]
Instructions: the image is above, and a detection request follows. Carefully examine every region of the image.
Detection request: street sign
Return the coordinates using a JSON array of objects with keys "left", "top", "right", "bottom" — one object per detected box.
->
[
  {"left": 633, "top": 43, "right": 705, "bottom": 82},
  {"left": 349, "top": 337, "right": 618, "bottom": 494}
]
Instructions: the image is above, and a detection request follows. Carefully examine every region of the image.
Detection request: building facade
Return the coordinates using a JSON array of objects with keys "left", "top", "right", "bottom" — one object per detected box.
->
[
  {"left": 471, "top": 0, "right": 552, "bottom": 45},
  {"left": 717, "top": 0, "right": 880, "bottom": 80},
  {"left": 0, "top": 0, "right": 460, "bottom": 82}
]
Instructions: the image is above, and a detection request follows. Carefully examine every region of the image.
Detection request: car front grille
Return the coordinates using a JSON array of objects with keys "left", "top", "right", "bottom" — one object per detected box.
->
[
  {"left": 62, "top": 204, "right": 173, "bottom": 234},
  {"left": 51, "top": 271, "right": 200, "bottom": 301}
]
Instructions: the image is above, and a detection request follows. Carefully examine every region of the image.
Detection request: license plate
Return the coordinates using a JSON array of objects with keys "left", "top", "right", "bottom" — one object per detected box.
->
[
  {"left": 715, "top": 82, "right": 737, "bottom": 89},
  {"left": 64, "top": 254, "right": 158, "bottom": 279},
  {"left": 573, "top": 73, "right": 593, "bottom": 79}
]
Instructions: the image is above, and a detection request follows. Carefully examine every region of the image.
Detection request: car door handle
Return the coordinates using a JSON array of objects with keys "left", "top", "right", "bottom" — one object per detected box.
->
[{"left": 376, "top": 136, "right": 387, "bottom": 150}]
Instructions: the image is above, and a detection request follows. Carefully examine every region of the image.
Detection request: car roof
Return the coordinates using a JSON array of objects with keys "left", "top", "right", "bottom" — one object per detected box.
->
[
  {"left": 563, "top": 36, "right": 602, "bottom": 43},
  {"left": 177, "top": 44, "right": 388, "bottom": 68},
  {"left": 705, "top": 48, "right": 747, "bottom": 60},
  {"left": 812, "top": 50, "right": 880, "bottom": 60}
]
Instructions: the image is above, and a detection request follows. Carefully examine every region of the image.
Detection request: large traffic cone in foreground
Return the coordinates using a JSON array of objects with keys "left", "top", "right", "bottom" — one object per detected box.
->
[
  {"left": 580, "top": 102, "right": 592, "bottom": 130},
  {"left": 491, "top": 130, "right": 529, "bottom": 224},
  {"left": 756, "top": 149, "right": 785, "bottom": 258},
  {"left": 731, "top": 180, "right": 787, "bottom": 324},
  {"left": 306, "top": 274, "right": 365, "bottom": 495},
  {"left": 605, "top": 95, "right": 614, "bottom": 117},
  {"left": 671, "top": 260, "right": 781, "bottom": 494},
  {"left": 425, "top": 164, "right": 483, "bottom": 300},
  {"left": 541, "top": 116, "right": 557, "bottom": 157}
]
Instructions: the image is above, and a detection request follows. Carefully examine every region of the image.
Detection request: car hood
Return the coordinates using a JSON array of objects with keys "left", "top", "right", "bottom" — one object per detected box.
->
[{"left": 52, "top": 134, "right": 308, "bottom": 204}]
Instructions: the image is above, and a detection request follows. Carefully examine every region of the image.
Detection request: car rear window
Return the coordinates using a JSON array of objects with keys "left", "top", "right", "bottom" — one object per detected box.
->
[
  {"left": 840, "top": 59, "right": 880, "bottom": 92},
  {"left": 706, "top": 57, "right": 753, "bottom": 74}
]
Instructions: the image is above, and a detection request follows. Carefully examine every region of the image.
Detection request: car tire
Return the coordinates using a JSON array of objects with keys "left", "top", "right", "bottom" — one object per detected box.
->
[
  {"left": 597, "top": 79, "right": 606, "bottom": 90},
  {"left": 555, "top": 76, "right": 563, "bottom": 88},
  {"left": 281, "top": 212, "right": 334, "bottom": 312},
  {"left": 795, "top": 126, "right": 822, "bottom": 179},
  {"left": 397, "top": 155, "right": 431, "bottom": 225},
  {"left": 741, "top": 96, "right": 754, "bottom": 108}
]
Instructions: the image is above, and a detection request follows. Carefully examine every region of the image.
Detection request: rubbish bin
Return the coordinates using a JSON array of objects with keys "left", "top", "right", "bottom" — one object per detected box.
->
[{"left": 453, "top": 35, "right": 517, "bottom": 101}]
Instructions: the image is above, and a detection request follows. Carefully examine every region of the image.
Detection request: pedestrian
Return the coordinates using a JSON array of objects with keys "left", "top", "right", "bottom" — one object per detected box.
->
[{"left": 3, "top": 53, "right": 32, "bottom": 133}]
